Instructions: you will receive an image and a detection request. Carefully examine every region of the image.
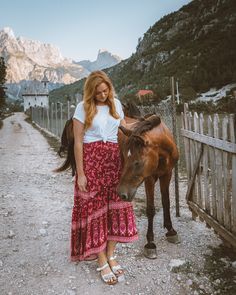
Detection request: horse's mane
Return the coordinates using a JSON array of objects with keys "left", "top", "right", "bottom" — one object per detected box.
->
[
  {"left": 127, "top": 115, "right": 161, "bottom": 150},
  {"left": 132, "top": 115, "right": 161, "bottom": 136}
]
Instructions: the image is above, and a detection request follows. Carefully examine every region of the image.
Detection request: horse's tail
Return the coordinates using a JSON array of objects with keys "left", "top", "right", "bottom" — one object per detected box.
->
[
  {"left": 54, "top": 118, "right": 76, "bottom": 176},
  {"left": 54, "top": 141, "right": 76, "bottom": 176},
  {"left": 57, "top": 118, "right": 73, "bottom": 157}
]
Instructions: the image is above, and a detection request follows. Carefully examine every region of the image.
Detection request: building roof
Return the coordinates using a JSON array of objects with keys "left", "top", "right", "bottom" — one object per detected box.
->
[
  {"left": 22, "top": 79, "right": 48, "bottom": 96},
  {"left": 137, "top": 89, "right": 154, "bottom": 96}
]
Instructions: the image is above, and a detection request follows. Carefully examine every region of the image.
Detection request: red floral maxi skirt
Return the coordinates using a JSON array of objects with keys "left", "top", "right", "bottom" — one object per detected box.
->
[{"left": 70, "top": 141, "right": 138, "bottom": 261}]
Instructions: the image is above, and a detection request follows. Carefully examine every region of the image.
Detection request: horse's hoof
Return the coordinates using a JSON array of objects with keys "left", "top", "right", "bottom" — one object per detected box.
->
[
  {"left": 144, "top": 243, "right": 157, "bottom": 259},
  {"left": 166, "top": 234, "right": 181, "bottom": 244}
]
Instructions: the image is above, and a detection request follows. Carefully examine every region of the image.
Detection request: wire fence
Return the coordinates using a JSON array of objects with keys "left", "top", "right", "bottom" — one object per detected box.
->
[
  {"left": 30, "top": 101, "right": 76, "bottom": 138},
  {"left": 138, "top": 100, "right": 174, "bottom": 130},
  {"left": 30, "top": 100, "right": 175, "bottom": 142}
]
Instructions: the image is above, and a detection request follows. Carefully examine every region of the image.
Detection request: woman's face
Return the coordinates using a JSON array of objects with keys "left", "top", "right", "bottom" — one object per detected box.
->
[{"left": 95, "top": 82, "right": 109, "bottom": 105}]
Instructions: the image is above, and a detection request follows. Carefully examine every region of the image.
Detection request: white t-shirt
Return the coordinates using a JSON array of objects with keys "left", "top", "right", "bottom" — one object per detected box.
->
[{"left": 73, "top": 98, "right": 124, "bottom": 143}]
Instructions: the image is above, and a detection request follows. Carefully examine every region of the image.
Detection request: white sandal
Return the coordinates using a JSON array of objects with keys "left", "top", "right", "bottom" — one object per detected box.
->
[
  {"left": 97, "top": 262, "right": 117, "bottom": 285},
  {"left": 107, "top": 256, "right": 125, "bottom": 280}
]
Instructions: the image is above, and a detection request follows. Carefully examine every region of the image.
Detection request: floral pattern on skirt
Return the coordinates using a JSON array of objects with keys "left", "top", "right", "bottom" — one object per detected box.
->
[{"left": 71, "top": 141, "right": 138, "bottom": 261}]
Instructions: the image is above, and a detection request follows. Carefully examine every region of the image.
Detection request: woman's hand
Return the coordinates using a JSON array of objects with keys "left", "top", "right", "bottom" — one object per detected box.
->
[{"left": 77, "top": 173, "right": 88, "bottom": 192}]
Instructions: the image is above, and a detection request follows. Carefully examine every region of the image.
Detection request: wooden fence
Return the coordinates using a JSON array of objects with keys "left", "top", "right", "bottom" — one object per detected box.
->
[{"left": 181, "top": 103, "right": 236, "bottom": 248}]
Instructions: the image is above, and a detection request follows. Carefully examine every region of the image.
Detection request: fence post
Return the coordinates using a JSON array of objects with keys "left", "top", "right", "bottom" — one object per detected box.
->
[
  {"left": 55, "top": 102, "right": 58, "bottom": 136},
  {"left": 171, "top": 76, "right": 180, "bottom": 217},
  {"left": 67, "top": 100, "right": 70, "bottom": 120},
  {"left": 51, "top": 103, "right": 54, "bottom": 134},
  {"left": 229, "top": 114, "right": 236, "bottom": 234},
  {"left": 47, "top": 107, "right": 50, "bottom": 131},
  {"left": 42, "top": 107, "right": 45, "bottom": 128},
  {"left": 60, "top": 103, "right": 63, "bottom": 138}
]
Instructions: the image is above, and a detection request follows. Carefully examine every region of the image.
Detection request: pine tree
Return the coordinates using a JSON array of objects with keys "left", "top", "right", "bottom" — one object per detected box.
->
[{"left": 0, "top": 57, "right": 7, "bottom": 108}]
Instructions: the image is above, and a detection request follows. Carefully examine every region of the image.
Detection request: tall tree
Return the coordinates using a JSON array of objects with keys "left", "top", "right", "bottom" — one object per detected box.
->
[{"left": 0, "top": 57, "right": 7, "bottom": 107}]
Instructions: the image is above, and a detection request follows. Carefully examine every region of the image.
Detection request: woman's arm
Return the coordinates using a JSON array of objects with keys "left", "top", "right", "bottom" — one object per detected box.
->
[
  {"left": 120, "top": 118, "right": 138, "bottom": 129},
  {"left": 73, "top": 118, "right": 87, "bottom": 192}
]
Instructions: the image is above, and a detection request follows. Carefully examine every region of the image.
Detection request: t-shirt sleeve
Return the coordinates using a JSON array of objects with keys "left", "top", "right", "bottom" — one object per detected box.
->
[
  {"left": 115, "top": 99, "right": 124, "bottom": 120},
  {"left": 73, "top": 102, "right": 85, "bottom": 123}
]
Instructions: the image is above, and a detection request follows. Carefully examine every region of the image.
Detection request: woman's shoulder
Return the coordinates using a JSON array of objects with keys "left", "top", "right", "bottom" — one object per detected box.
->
[
  {"left": 114, "top": 98, "right": 124, "bottom": 118},
  {"left": 75, "top": 101, "right": 84, "bottom": 111},
  {"left": 73, "top": 101, "right": 85, "bottom": 122},
  {"left": 114, "top": 98, "right": 122, "bottom": 107},
  {"left": 77, "top": 101, "right": 84, "bottom": 107}
]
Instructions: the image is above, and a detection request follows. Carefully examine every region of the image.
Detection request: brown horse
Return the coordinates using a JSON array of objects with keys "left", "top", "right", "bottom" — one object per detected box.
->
[
  {"left": 55, "top": 105, "right": 179, "bottom": 258},
  {"left": 117, "top": 115, "right": 179, "bottom": 258}
]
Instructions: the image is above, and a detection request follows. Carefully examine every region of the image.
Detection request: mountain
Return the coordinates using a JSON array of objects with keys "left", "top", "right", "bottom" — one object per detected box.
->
[
  {"left": 0, "top": 27, "right": 121, "bottom": 99},
  {"left": 50, "top": 0, "right": 236, "bottom": 108},
  {"left": 76, "top": 49, "right": 122, "bottom": 72},
  {"left": 0, "top": 27, "right": 89, "bottom": 84},
  {"left": 106, "top": 0, "right": 236, "bottom": 102},
  {"left": 107, "top": 0, "right": 236, "bottom": 101}
]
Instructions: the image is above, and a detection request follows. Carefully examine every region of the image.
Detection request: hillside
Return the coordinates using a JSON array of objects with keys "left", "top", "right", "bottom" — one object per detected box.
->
[{"left": 49, "top": 0, "right": 236, "bottom": 107}]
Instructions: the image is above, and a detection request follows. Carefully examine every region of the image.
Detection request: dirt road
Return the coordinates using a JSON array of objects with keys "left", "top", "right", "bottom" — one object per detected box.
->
[{"left": 0, "top": 113, "right": 235, "bottom": 295}]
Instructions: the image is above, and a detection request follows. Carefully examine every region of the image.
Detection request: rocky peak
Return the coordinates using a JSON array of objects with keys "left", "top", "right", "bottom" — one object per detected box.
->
[
  {"left": 16, "top": 36, "right": 65, "bottom": 66},
  {"left": 97, "top": 48, "right": 121, "bottom": 65},
  {"left": 0, "top": 27, "right": 122, "bottom": 100},
  {"left": 77, "top": 49, "right": 121, "bottom": 72},
  {"left": 1, "top": 27, "right": 16, "bottom": 39}
]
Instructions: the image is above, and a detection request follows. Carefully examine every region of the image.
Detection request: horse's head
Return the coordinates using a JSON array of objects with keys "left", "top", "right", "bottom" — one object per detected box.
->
[
  {"left": 122, "top": 101, "right": 141, "bottom": 118},
  {"left": 118, "top": 116, "right": 161, "bottom": 202}
]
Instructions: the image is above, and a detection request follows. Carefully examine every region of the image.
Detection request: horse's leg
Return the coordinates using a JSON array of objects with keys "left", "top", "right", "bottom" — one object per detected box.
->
[
  {"left": 159, "top": 173, "right": 180, "bottom": 244},
  {"left": 143, "top": 176, "right": 157, "bottom": 259}
]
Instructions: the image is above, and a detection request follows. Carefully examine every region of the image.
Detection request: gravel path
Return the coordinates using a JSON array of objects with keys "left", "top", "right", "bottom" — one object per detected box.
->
[{"left": 0, "top": 112, "right": 236, "bottom": 295}]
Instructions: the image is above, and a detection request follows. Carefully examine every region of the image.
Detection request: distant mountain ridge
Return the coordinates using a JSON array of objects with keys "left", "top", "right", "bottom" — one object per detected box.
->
[
  {"left": 0, "top": 27, "right": 121, "bottom": 99},
  {"left": 76, "top": 49, "right": 122, "bottom": 72}
]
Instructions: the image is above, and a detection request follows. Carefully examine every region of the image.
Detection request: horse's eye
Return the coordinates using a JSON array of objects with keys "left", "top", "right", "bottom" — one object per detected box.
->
[{"left": 134, "top": 161, "right": 140, "bottom": 167}]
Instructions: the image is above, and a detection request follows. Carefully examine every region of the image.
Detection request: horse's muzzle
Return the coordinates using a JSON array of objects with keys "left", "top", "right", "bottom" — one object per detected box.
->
[
  {"left": 120, "top": 193, "right": 130, "bottom": 202},
  {"left": 117, "top": 186, "right": 136, "bottom": 202}
]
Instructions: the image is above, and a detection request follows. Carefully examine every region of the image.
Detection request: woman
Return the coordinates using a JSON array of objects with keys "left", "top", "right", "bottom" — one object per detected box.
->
[{"left": 71, "top": 70, "right": 138, "bottom": 285}]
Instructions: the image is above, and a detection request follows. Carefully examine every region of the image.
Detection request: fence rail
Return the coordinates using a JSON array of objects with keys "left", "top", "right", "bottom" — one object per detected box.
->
[{"left": 181, "top": 103, "right": 236, "bottom": 248}]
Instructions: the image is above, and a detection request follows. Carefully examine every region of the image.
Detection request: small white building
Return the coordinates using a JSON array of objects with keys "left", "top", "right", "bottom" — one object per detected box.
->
[{"left": 22, "top": 74, "right": 49, "bottom": 112}]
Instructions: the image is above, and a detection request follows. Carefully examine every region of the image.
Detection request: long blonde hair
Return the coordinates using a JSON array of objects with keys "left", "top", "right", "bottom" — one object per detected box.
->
[{"left": 83, "top": 71, "right": 120, "bottom": 130}]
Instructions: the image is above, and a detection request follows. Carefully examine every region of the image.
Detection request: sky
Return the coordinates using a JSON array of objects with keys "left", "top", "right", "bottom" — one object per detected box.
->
[{"left": 0, "top": 0, "right": 192, "bottom": 62}]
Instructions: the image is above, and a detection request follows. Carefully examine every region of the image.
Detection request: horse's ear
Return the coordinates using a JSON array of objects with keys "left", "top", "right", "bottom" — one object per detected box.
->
[
  {"left": 119, "top": 125, "right": 132, "bottom": 137},
  {"left": 132, "top": 135, "right": 146, "bottom": 146}
]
